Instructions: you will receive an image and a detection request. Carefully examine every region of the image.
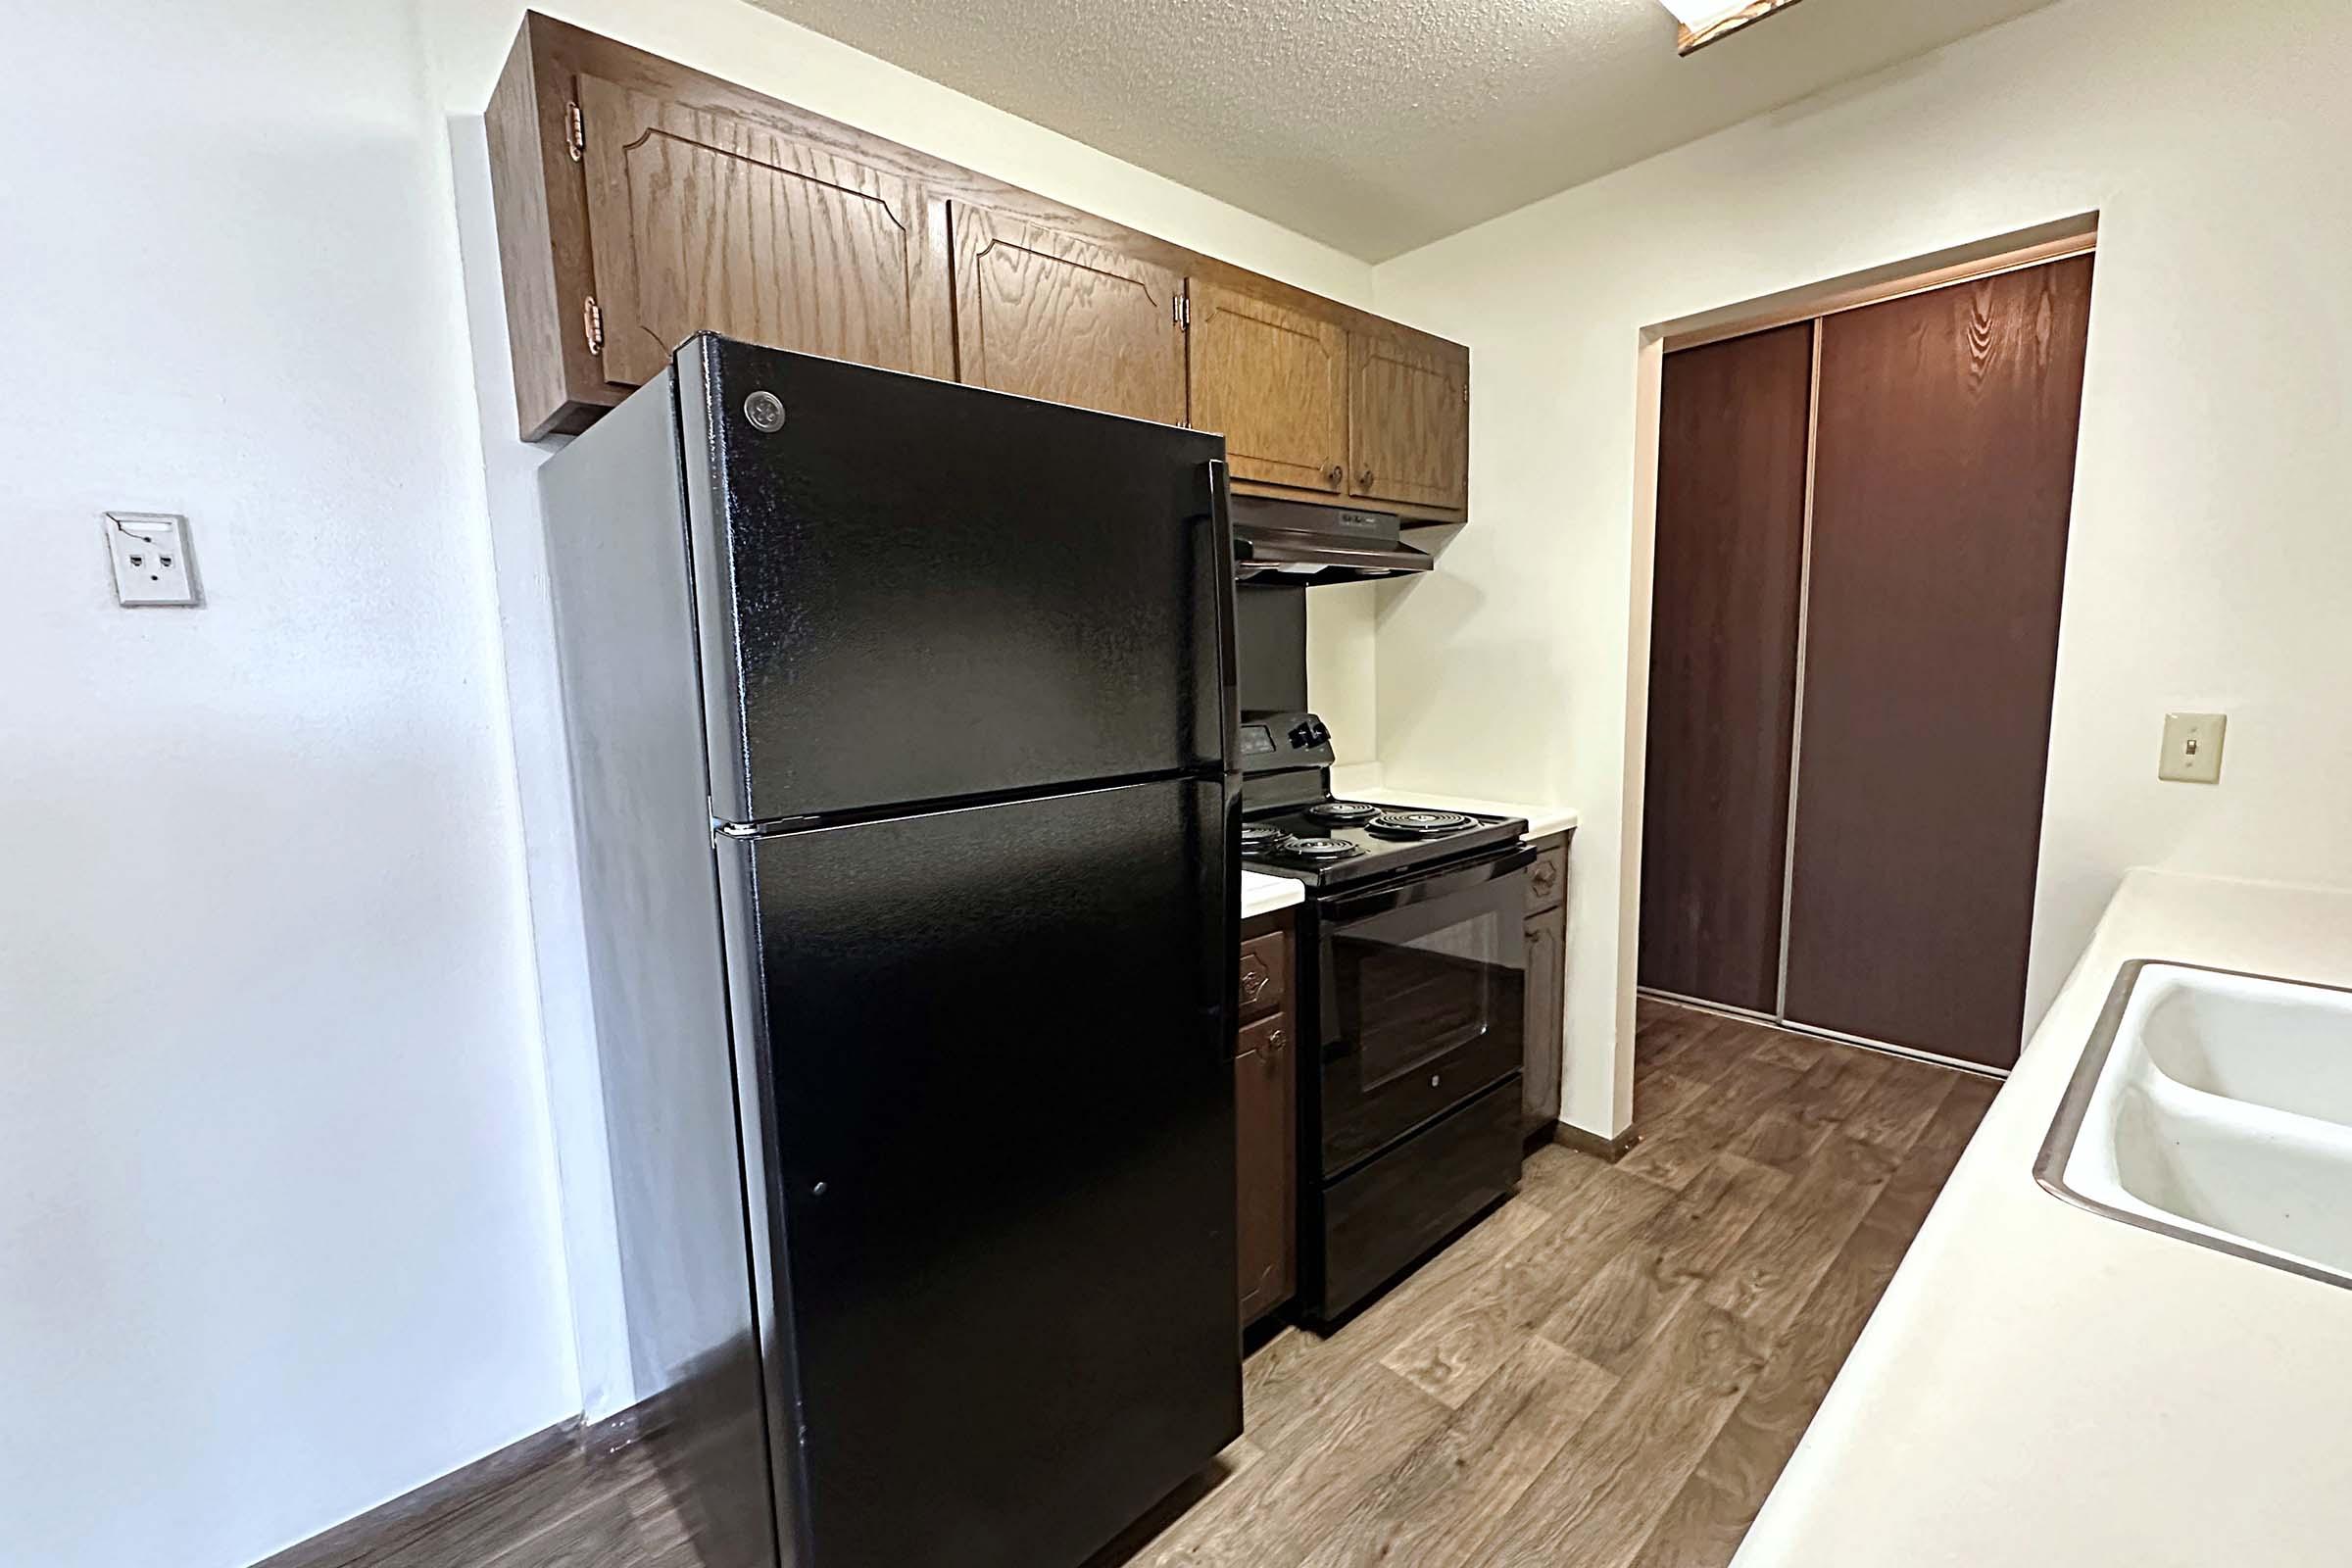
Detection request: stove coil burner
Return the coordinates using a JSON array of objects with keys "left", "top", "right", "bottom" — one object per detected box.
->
[
  {"left": 1367, "top": 808, "right": 1479, "bottom": 838},
  {"left": 1305, "top": 801, "right": 1381, "bottom": 824},
  {"left": 1274, "top": 835, "right": 1364, "bottom": 862},
  {"left": 1240, "top": 822, "right": 1293, "bottom": 852}
]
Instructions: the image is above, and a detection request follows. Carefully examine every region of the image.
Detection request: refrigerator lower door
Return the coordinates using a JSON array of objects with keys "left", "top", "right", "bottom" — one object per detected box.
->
[{"left": 731, "top": 775, "right": 1240, "bottom": 1568}]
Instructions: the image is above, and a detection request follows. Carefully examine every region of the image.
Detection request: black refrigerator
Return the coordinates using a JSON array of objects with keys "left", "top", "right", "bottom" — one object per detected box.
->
[{"left": 536, "top": 335, "right": 1242, "bottom": 1568}]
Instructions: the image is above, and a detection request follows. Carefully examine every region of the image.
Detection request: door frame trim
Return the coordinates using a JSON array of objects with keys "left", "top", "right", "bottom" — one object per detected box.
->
[{"left": 1659, "top": 214, "right": 2098, "bottom": 353}]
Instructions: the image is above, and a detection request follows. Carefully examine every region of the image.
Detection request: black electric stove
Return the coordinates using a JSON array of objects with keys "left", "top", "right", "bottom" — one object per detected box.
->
[
  {"left": 1240, "top": 711, "right": 1532, "bottom": 1326},
  {"left": 1239, "top": 713, "right": 1526, "bottom": 888}
]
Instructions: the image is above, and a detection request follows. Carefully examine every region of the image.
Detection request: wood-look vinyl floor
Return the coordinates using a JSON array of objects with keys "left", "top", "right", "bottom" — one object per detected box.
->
[
  {"left": 1097, "top": 1002, "right": 1993, "bottom": 1568},
  {"left": 271, "top": 1001, "right": 1992, "bottom": 1568}
]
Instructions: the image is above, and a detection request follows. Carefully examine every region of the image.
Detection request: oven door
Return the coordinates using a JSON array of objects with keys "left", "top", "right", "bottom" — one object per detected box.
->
[{"left": 1315, "top": 845, "right": 1534, "bottom": 1177}]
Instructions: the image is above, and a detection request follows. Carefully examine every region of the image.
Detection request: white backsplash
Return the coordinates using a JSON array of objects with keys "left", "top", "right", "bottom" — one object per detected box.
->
[{"left": 1305, "top": 580, "right": 1380, "bottom": 765}]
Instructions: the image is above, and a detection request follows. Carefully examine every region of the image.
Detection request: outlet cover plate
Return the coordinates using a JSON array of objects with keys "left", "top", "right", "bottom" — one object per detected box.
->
[
  {"left": 2160, "top": 712, "right": 2226, "bottom": 785},
  {"left": 105, "top": 512, "right": 201, "bottom": 607}
]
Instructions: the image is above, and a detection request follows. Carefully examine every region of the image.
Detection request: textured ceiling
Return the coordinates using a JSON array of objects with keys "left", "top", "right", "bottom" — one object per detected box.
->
[{"left": 750, "top": 0, "right": 2062, "bottom": 260}]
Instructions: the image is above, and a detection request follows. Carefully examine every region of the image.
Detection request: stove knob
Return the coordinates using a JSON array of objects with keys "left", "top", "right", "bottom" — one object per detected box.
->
[{"left": 1289, "top": 721, "right": 1317, "bottom": 749}]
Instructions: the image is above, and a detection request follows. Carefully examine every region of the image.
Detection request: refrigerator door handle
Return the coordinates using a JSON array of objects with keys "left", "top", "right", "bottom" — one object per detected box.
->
[{"left": 1200, "top": 458, "right": 1240, "bottom": 769}]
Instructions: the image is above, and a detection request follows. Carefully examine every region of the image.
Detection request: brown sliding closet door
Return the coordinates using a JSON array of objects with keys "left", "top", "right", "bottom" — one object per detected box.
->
[
  {"left": 1783, "top": 256, "right": 2093, "bottom": 1067},
  {"left": 1640, "top": 321, "right": 1814, "bottom": 1012}
]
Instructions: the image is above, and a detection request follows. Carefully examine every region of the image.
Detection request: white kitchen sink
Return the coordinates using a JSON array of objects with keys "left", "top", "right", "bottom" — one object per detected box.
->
[{"left": 2037, "top": 961, "right": 2352, "bottom": 1289}]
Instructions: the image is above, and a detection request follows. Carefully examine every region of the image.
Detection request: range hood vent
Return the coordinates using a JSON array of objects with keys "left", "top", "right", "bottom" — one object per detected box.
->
[{"left": 1230, "top": 495, "right": 1432, "bottom": 586}]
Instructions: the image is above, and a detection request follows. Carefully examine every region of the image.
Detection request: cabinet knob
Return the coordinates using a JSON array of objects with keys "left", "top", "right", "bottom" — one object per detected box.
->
[
  {"left": 1264, "top": 1027, "right": 1288, "bottom": 1059},
  {"left": 1325, "top": 464, "right": 1345, "bottom": 487},
  {"left": 1357, "top": 467, "right": 1374, "bottom": 488}
]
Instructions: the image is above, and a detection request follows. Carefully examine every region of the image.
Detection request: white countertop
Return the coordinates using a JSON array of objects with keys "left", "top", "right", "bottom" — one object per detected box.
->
[
  {"left": 1335, "top": 783, "right": 1579, "bottom": 843},
  {"left": 1735, "top": 869, "right": 2352, "bottom": 1567},
  {"left": 1240, "top": 870, "right": 1304, "bottom": 920}
]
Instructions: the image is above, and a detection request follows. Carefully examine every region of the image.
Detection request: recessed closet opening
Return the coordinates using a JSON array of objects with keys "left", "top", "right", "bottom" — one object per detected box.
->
[{"left": 1629, "top": 218, "right": 2099, "bottom": 1089}]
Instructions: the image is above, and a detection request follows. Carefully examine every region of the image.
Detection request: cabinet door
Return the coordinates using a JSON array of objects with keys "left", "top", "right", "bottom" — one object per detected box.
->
[
  {"left": 1189, "top": 280, "right": 1347, "bottom": 493},
  {"left": 576, "top": 74, "right": 952, "bottom": 388},
  {"left": 1235, "top": 1010, "right": 1296, "bottom": 1325},
  {"left": 1521, "top": 908, "right": 1565, "bottom": 1138},
  {"left": 952, "top": 204, "right": 1187, "bottom": 425},
  {"left": 1348, "top": 331, "right": 1469, "bottom": 513}
]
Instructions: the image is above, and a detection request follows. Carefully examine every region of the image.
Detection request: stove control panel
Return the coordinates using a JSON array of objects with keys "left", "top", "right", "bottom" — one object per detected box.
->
[{"left": 1240, "top": 710, "right": 1336, "bottom": 773}]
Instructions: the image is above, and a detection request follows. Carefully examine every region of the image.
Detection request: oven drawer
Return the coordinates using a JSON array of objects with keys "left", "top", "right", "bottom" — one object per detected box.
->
[{"left": 1309, "top": 1073, "right": 1521, "bottom": 1322}]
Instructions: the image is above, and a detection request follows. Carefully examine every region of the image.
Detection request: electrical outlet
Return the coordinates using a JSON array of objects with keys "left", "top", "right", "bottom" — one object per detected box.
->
[
  {"left": 104, "top": 512, "right": 201, "bottom": 608},
  {"left": 2160, "top": 712, "right": 2226, "bottom": 785}
]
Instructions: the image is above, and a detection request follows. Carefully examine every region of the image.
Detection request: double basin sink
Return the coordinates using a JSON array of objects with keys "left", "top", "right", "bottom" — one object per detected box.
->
[{"left": 2038, "top": 960, "right": 2352, "bottom": 1290}]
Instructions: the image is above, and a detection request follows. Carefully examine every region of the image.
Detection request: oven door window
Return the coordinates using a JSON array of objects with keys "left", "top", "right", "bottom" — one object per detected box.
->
[{"left": 1319, "top": 861, "right": 1527, "bottom": 1175}]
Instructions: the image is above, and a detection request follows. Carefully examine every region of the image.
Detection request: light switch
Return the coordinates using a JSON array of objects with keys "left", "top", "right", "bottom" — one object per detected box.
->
[
  {"left": 2159, "top": 712, "right": 2226, "bottom": 785},
  {"left": 104, "top": 512, "right": 201, "bottom": 608}
]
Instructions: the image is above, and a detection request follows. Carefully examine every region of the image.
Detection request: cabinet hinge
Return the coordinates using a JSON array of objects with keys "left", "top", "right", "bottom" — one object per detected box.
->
[
  {"left": 1173, "top": 294, "right": 1191, "bottom": 330},
  {"left": 583, "top": 295, "right": 605, "bottom": 357},
  {"left": 564, "top": 101, "right": 585, "bottom": 162}
]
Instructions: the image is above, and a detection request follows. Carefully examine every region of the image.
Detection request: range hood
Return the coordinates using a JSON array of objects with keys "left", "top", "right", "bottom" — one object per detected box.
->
[{"left": 1230, "top": 494, "right": 1432, "bottom": 586}]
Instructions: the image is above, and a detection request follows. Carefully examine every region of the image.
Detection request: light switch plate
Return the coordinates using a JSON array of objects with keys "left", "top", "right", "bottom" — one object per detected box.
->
[
  {"left": 2160, "top": 712, "right": 2226, "bottom": 784},
  {"left": 104, "top": 512, "right": 201, "bottom": 607}
]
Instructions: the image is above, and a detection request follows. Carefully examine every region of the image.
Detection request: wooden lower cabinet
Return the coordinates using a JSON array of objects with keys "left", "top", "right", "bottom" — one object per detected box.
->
[
  {"left": 1235, "top": 909, "right": 1297, "bottom": 1326},
  {"left": 1521, "top": 831, "right": 1572, "bottom": 1141},
  {"left": 1234, "top": 1011, "right": 1295, "bottom": 1325}
]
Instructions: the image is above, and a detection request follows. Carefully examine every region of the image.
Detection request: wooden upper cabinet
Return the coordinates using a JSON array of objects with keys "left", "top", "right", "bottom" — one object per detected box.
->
[
  {"left": 483, "top": 14, "right": 1469, "bottom": 515},
  {"left": 1348, "top": 331, "right": 1470, "bottom": 514},
  {"left": 1188, "top": 280, "right": 1348, "bottom": 494},
  {"left": 951, "top": 204, "right": 1186, "bottom": 425},
  {"left": 576, "top": 74, "right": 951, "bottom": 390}
]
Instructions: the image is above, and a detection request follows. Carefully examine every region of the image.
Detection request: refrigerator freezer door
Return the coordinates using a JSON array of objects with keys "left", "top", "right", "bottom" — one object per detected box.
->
[
  {"left": 683, "top": 336, "right": 1233, "bottom": 824},
  {"left": 734, "top": 775, "right": 1239, "bottom": 1568}
]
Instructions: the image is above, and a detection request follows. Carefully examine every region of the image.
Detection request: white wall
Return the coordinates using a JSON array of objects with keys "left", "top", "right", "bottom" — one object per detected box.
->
[
  {"left": 0, "top": 3, "right": 574, "bottom": 1566},
  {"left": 0, "top": 1, "right": 1373, "bottom": 1564},
  {"left": 1365, "top": 0, "right": 2352, "bottom": 1136},
  {"left": 1307, "top": 584, "right": 1381, "bottom": 765},
  {"left": 424, "top": 0, "right": 1380, "bottom": 1427}
]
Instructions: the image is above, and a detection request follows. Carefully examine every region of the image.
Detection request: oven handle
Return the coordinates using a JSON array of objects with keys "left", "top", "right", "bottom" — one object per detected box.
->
[{"left": 1318, "top": 843, "right": 1537, "bottom": 923}]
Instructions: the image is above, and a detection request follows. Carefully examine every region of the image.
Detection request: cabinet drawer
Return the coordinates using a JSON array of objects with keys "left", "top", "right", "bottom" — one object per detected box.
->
[
  {"left": 1238, "top": 1009, "right": 1291, "bottom": 1062},
  {"left": 1239, "top": 929, "right": 1289, "bottom": 1022},
  {"left": 1526, "top": 840, "right": 1567, "bottom": 916}
]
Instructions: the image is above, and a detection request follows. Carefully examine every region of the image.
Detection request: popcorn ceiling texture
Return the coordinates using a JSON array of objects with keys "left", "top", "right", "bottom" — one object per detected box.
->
[{"left": 752, "top": 0, "right": 2060, "bottom": 260}]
